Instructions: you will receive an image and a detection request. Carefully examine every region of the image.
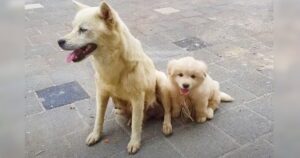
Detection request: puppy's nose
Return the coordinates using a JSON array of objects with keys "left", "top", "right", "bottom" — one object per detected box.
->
[
  {"left": 57, "top": 39, "right": 66, "bottom": 47},
  {"left": 183, "top": 84, "right": 189, "bottom": 89}
]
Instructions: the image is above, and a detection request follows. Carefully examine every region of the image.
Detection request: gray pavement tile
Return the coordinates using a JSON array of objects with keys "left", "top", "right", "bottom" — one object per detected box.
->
[
  {"left": 153, "top": 59, "right": 169, "bottom": 73},
  {"left": 231, "top": 70, "right": 273, "bottom": 97},
  {"left": 207, "top": 64, "right": 234, "bottom": 83},
  {"left": 77, "top": 78, "right": 96, "bottom": 97},
  {"left": 212, "top": 106, "right": 272, "bottom": 145},
  {"left": 162, "top": 26, "right": 199, "bottom": 42},
  {"left": 74, "top": 98, "right": 115, "bottom": 126},
  {"left": 111, "top": 137, "right": 183, "bottom": 158},
  {"left": 25, "top": 105, "right": 86, "bottom": 158},
  {"left": 192, "top": 48, "right": 222, "bottom": 64},
  {"left": 135, "top": 22, "right": 167, "bottom": 35},
  {"left": 143, "top": 43, "right": 186, "bottom": 60},
  {"left": 25, "top": 27, "right": 41, "bottom": 37},
  {"left": 265, "top": 132, "right": 273, "bottom": 144},
  {"left": 25, "top": 71, "right": 53, "bottom": 91},
  {"left": 245, "top": 94, "right": 273, "bottom": 121},
  {"left": 194, "top": 22, "right": 249, "bottom": 45},
  {"left": 25, "top": 138, "right": 73, "bottom": 158},
  {"left": 25, "top": 91, "right": 43, "bottom": 116},
  {"left": 25, "top": 19, "right": 48, "bottom": 28},
  {"left": 48, "top": 64, "right": 92, "bottom": 85},
  {"left": 27, "top": 33, "right": 60, "bottom": 46},
  {"left": 25, "top": 44, "right": 57, "bottom": 59},
  {"left": 217, "top": 81, "right": 257, "bottom": 113},
  {"left": 65, "top": 120, "right": 129, "bottom": 158},
  {"left": 224, "top": 139, "right": 273, "bottom": 158},
  {"left": 45, "top": 52, "right": 70, "bottom": 69},
  {"left": 205, "top": 42, "right": 251, "bottom": 61},
  {"left": 173, "top": 37, "right": 208, "bottom": 51},
  {"left": 167, "top": 123, "right": 239, "bottom": 158},
  {"left": 36, "top": 81, "right": 89, "bottom": 110},
  {"left": 25, "top": 54, "right": 51, "bottom": 75},
  {"left": 180, "top": 15, "right": 209, "bottom": 26},
  {"left": 215, "top": 57, "right": 255, "bottom": 75}
]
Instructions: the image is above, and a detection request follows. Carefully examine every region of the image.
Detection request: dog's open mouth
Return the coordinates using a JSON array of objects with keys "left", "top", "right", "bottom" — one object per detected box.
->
[
  {"left": 66, "top": 44, "right": 97, "bottom": 63},
  {"left": 180, "top": 88, "right": 190, "bottom": 96}
]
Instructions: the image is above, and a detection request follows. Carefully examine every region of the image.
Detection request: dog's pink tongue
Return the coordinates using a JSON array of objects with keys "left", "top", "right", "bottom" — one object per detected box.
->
[
  {"left": 66, "top": 53, "right": 76, "bottom": 63},
  {"left": 180, "top": 89, "right": 190, "bottom": 96}
]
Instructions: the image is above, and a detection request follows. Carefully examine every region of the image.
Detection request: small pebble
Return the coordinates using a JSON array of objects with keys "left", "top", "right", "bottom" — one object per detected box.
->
[{"left": 104, "top": 139, "right": 109, "bottom": 144}]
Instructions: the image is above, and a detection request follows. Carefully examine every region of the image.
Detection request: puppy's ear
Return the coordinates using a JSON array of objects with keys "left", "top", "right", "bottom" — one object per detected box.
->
[
  {"left": 198, "top": 60, "right": 207, "bottom": 73},
  {"left": 197, "top": 60, "right": 208, "bottom": 79},
  {"left": 72, "top": 0, "right": 89, "bottom": 11},
  {"left": 100, "top": 2, "right": 115, "bottom": 25},
  {"left": 167, "top": 60, "right": 176, "bottom": 76}
]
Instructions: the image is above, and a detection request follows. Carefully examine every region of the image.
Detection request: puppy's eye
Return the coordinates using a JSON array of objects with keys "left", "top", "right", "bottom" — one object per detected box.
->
[
  {"left": 191, "top": 75, "right": 196, "bottom": 79},
  {"left": 79, "top": 27, "right": 88, "bottom": 33},
  {"left": 178, "top": 73, "right": 183, "bottom": 77}
]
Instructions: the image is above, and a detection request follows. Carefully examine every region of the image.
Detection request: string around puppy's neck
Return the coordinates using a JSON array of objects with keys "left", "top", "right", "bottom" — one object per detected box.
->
[{"left": 180, "top": 97, "right": 194, "bottom": 122}]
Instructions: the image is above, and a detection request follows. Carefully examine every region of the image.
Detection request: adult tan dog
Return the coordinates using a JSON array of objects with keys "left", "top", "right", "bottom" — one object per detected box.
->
[
  {"left": 167, "top": 57, "right": 234, "bottom": 122},
  {"left": 58, "top": 1, "right": 172, "bottom": 154}
]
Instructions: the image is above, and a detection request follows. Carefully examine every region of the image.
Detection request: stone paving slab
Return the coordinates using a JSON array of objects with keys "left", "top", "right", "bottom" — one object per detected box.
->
[
  {"left": 111, "top": 137, "right": 183, "bottom": 158},
  {"left": 212, "top": 106, "right": 272, "bottom": 145},
  {"left": 167, "top": 123, "right": 239, "bottom": 158},
  {"left": 223, "top": 139, "right": 273, "bottom": 158},
  {"left": 245, "top": 93, "right": 273, "bottom": 121},
  {"left": 25, "top": 105, "right": 87, "bottom": 158},
  {"left": 65, "top": 120, "right": 130, "bottom": 158},
  {"left": 36, "top": 81, "right": 89, "bottom": 110}
]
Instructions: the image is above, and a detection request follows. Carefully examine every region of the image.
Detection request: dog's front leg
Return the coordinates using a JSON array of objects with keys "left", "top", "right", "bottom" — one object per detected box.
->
[
  {"left": 195, "top": 99, "right": 212, "bottom": 123},
  {"left": 161, "top": 91, "right": 172, "bottom": 136},
  {"left": 86, "top": 85, "right": 109, "bottom": 146},
  {"left": 127, "top": 92, "right": 145, "bottom": 154}
]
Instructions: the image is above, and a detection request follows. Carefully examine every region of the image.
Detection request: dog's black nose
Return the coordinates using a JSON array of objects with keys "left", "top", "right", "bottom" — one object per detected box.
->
[
  {"left": 183, "top": 84, "right": 189, "bottom": 89},
  {"left": 57, "top": 39, "right": 66, "bottom": 47}
]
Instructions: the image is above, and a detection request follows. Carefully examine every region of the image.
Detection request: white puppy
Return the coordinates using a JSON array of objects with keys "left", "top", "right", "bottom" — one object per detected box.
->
[{"left": 167, "top": 57, "right": 234, "bottom": 123}]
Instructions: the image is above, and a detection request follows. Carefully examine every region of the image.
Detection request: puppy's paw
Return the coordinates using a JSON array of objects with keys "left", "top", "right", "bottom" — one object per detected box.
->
[
  {"left": 86, "top": 131, "right": 102, "bottom": 146},
  {"left": 196, "top": 117, "right": 207, "bottom": 123},
  {"left": 162, "top": 123, "right": 173, "bottom": 136},
  {"left": 207, "top": 108, "right": 214, "bottom": 119},
  {"left": 127, "top": 139, "right": 140, "bottom": 154}
]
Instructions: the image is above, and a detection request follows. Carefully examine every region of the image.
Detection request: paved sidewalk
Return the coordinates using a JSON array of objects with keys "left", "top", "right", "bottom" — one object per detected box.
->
[{"left": 25, "top": 0, "right": 274, "bottom": 157}]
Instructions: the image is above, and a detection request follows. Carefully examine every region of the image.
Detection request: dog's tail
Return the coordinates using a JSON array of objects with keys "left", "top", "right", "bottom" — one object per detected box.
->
[{"left": 220, "top": 92, "right": 234, "bottom": 102}]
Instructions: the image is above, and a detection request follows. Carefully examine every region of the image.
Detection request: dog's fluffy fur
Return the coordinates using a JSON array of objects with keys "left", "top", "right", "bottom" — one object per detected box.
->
[
  {"left": 167, "top": 57, "right": 234, "bottom": 123},
  {"left": 58, "top": 1, "right": 172, "bottom": 154}
]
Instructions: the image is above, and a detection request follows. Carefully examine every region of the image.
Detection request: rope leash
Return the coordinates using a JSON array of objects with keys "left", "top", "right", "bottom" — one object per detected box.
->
[{"left": 180, "top": 98, "right": 194, "bottom": 122}]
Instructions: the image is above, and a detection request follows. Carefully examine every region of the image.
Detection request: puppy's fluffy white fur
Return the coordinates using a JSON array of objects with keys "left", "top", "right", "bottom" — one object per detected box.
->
[{"left": 167, "top": 57, "right": 234, "bottom": 123}]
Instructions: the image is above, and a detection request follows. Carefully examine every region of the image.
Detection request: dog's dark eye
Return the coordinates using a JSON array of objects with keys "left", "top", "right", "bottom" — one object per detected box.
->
[
  {"left": 79, "top": 27, "right": 88, "bottom": 33},
  {"left": 178, "top": 73, "right": 183, "bottom": 77},
  {"left": 191, "top": 75, "right": 196, "bottom": 79}
]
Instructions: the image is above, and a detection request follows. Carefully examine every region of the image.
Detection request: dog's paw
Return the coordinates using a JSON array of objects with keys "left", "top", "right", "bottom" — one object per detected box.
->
[
  {"left": 162, "top": 123, "right": 173, "bottom": 136},
  {"left": 127, "top": 140, "right": 140, "bottom": 154},
  {"left": 196, "top": 117, "right": 207, "bottom": 123},
  {"left": 86, "top": 131, "right": 102, "bottom": 146},
  {"left": 207, "top": 108, "right": 214, "bottom": 119}
]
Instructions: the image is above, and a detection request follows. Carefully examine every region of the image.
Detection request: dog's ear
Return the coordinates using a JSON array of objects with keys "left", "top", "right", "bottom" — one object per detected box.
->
[
  {"left": 167, "top": 60, "right": 176, "bottom": 76},
  {"left": 197, "top": 60, "right": 208, "bottom": 79},
  {"left": 100, "top": 2, "right": 114, "bottom": 25},
  {"left": 72, "top": 0, "right": 89, "bottom": 11}
]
